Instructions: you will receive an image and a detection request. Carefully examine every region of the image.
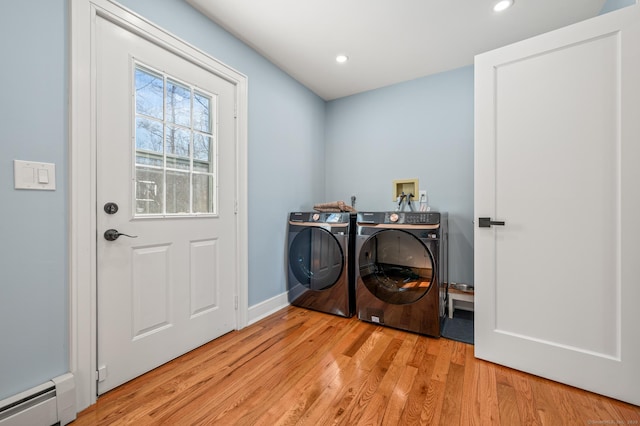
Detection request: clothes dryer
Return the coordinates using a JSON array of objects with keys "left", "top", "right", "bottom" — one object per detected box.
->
[
  {"left": 355, "top": 211, "right": 448, "bottom": 336},
  {"left": 287, "top": 212, "right": 355, "bottom": 317}
]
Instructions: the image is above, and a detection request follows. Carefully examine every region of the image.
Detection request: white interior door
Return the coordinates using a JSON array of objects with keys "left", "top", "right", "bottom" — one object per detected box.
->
[
  {"left": 475, "top": 6, "right": 640, "bottom": 405},
  {"left": 96, "top": 14, "right": 238, "bottom": 394}
]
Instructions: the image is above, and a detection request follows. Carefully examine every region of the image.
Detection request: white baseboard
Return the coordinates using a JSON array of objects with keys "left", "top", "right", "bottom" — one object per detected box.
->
[{"left": 248, "top": 292, "right": 289, "bottom": 325}]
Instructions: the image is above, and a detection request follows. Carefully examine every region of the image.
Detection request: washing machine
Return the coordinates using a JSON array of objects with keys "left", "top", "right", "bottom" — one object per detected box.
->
[
  {"left": 355, "top": 211, "right": 448, "bottom": 336},
  {"left": 287, "top": 212, "right": 355, "bottom": 317}
]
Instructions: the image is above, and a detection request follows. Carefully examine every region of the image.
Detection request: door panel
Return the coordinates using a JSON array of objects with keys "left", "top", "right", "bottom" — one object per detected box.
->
[
  {"left": 475, "top": 6, "right": 640, "bottom": 405},
  {"left": 495, "top": 32, "right": 619, "bottom": 356},
  {"left": 132, "top": 244, "right": 171, "bottom": 339},
  {"left": 190, "top": 239, "right": 219, "bottom": 317},
  {"left": 96, "top": 15, "right": 238, "bottom": 394}
]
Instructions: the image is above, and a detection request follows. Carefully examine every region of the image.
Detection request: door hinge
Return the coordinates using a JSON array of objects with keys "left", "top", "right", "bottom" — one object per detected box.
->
[
  {"left": 235, "top": 295, "right": 239, "bottom": 310},
  {"left": 234, "top": 103, "right": 238, "bottom": 118},
  {"left": 234, "top": 200, "right": 238, "bottom": 214},
  {"left": 97, "top": 366, "right": 107, "bottom": 383}
]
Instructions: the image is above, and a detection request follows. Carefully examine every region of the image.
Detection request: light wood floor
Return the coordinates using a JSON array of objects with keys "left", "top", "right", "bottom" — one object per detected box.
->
[{"left": 74, "top": 306, "right": 640, "bottom": 425}]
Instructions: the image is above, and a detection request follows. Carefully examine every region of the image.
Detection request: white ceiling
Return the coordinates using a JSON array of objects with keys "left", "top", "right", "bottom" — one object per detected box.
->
[{"left": 186, "top": 0, "right": 606, "bottom": 100}]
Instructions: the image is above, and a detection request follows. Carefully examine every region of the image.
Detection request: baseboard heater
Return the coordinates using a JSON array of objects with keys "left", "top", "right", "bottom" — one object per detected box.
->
[{"left": 0, "top": 373, "right": 75, "bottom": 426}]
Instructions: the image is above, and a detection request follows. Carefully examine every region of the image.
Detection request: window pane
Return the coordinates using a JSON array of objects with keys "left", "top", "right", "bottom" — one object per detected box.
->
[
  {"left": 166, "top": 80, "right": 190, "bottom": 127},
  {"left": 193, "top": 92, "right": 211, "bottom": 133},
  {"left": 166, "top": 156, "right": 190, "bottom": 170},
  {"left": 193, "top": 174, "right": 214, "bottom": 213},
  {"left": 136, "top": 117, "right": 163, "bottom": 154},
  {"left": 165, "top": 125, "right": 190, "bottom": 169},
  {"left": 166, "top": 171, "right": 190, "bottom": 214},
  {"left": 193, "top": 133, "right": 213, "bottom": 172},
  {"left": 136, "top": 167, "right": 164, "bottom": 214},
  {"left": 136, "top": 151, "right": 163, "bottom": 167},
  {"left": 135, "top": 68, "right": 163, "bottom": 119}
]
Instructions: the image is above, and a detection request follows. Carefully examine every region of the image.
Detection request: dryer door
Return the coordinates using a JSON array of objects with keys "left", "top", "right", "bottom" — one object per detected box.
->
[
  {"left": 359, "top": 229, "right": 434, "bottom": 304},
  {"left": 289, "top": 227, "right": 344, "bottom": 291}
]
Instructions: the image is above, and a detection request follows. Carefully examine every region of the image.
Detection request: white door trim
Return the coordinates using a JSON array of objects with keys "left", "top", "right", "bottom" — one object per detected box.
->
[{"left": 69, "top": 0, "right": 249, "bottom": 411}]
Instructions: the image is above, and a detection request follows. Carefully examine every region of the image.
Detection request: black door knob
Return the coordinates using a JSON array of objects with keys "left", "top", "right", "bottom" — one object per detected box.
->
[{"left": 104, "top": 229, "right": 138, "bottom": 241}]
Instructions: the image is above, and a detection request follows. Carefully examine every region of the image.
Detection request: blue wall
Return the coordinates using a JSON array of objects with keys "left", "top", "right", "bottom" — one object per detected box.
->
[
  {"left": 324, "top": 66, "right": 475, "bottom": 285},
  {"left": 600, "top": 0, "right": 635, "bottom": 14},
  {"left": 0, "top": 0, "right": 68, "bottom": 401}
]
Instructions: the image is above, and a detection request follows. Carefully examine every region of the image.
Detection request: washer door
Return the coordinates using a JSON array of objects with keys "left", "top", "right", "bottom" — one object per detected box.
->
[
  {"left": 289, "top": 227, "right": 344, "bottom": 291},
  {"left": 359, "top": 229, "right": 434, "bottom": 304}
]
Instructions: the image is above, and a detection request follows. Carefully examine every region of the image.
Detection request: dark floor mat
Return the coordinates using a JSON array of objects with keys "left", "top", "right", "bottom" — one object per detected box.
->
[{"left": 441, "top": 310, "right": 474, "bottom": 345}]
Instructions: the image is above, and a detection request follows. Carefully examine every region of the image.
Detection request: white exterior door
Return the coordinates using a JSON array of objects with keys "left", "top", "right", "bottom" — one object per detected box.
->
[
  {"left": 475, "top": 6, "right": 640, "bottom": 405},
  {"left": 95, "top": 14, "right": 238, "bottom": 394}
]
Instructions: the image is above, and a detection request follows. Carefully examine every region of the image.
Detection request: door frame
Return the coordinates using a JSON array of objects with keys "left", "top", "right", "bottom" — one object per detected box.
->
[{"left": 70, "top": 0, "right": 249, "bottom": 411}]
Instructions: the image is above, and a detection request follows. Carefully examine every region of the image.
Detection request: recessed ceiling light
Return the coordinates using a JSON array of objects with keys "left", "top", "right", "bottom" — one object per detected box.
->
[
  {"left": 336, "top": 54, "right": 349, "bottom": 64},
  {"left": 494, "top": 0, "right": 514, "bottom": 12}
]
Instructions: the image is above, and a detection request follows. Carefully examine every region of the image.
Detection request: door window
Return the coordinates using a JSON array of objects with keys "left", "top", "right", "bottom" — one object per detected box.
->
[
  {"left": 359, "top": 230, "right": 434, "bottom": 304},
  {"left": 134, "top": 64, "right": 216, "bottom": 216}
]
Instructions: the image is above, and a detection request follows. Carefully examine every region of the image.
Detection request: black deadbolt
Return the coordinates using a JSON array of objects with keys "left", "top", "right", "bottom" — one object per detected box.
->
[{"left": 104, "top": 202, "right": 119, "bottom": 215}]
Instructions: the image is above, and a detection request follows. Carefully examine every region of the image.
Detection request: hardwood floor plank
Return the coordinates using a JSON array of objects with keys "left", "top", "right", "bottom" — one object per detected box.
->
[
  {"left": 418, "top": 378, "right": 446, "bottom": 425},
  {"left": 73, "top": 307, "right": 640, "bottom": 426},
  {"left": 567, "top": 385, "right": 640, "bottom": 425},
  {"left": 477, "top": 361, "right": 501, "bottom": 425},
  {"left": 611, "top": 401, "right": 640, "bottom": 423},
  {"left": 398, "top": 348, "right": 437, "bottom": 424},
  {"left": 338, "top": 336, "right": 404, "bottom": 425},
  {"left": 381, "top": 364, "right": 418, "bottom": 425},
  {"left": 449, "top": 339, "right": 468, "bottom": 366},
  {"left": 495, "top": 366, "right": 522, "bottom": 426},
  {"left": 430, "top": 337, "right": 453, "bottom": 383},
  {"left": 356, "top": 333, "right": 419, "bottom": 425},
  {"left": 459, "top": 343, "right": 480, "bottom": 425},
  {"left": 510, "top": 368, "right": 543, "bottom": 426},
  {"left": 528, "top": 375, "right": 566, "bottom": 425},
  {"left": 438, "top": 362, "right": 465, "bottom": 426}
]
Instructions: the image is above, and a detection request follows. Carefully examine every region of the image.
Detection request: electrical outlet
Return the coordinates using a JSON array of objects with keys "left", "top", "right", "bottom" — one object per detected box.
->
[{"left": 419, "top": 190, "right": 427, "bottom": 201}]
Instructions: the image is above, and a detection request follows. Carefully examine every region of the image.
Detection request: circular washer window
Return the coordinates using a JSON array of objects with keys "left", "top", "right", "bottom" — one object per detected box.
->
[
  {"left": 289, "top": 227, "right": 344, "bottom": 291},
  {"left": 358, "top": 229, "right": 434, "bottom": 305}
]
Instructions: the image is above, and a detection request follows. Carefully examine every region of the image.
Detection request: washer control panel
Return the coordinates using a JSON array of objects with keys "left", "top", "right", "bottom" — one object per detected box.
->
[
  {"left": 403, "top": 212, "right": 440, "bottom": 225},
  {"left": 385, "top": 212, "right": 440, "bottom": 225},
  {"left": 357, "top": 211, "right": 442, "bottom": 225}
]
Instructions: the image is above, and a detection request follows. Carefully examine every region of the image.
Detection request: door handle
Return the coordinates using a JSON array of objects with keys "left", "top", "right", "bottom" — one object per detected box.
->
[
  {"left": 104, "top": 229, "right": 138, "bottom": 241},
  {"left": 478, "top": 217, "right": 506, "bottom": 228}
]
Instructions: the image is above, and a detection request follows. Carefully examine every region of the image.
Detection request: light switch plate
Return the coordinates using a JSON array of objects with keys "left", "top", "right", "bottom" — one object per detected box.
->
[{"left": 14, "top": 160, "right": 56, "bottom": 190}]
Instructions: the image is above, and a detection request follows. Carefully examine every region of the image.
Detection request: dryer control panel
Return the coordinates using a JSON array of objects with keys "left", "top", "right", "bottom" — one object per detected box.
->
[{"left": 290, "top": 211, "right": 351, "bottom": 224}]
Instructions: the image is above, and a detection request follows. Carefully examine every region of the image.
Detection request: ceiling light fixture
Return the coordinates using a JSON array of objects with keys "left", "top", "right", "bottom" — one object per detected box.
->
[
  {"left": 493, "top": 0, "right": 514, "bottom": 12},
  {"left": 336, "top": 54, "right": 349, "bottom": 64}
]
